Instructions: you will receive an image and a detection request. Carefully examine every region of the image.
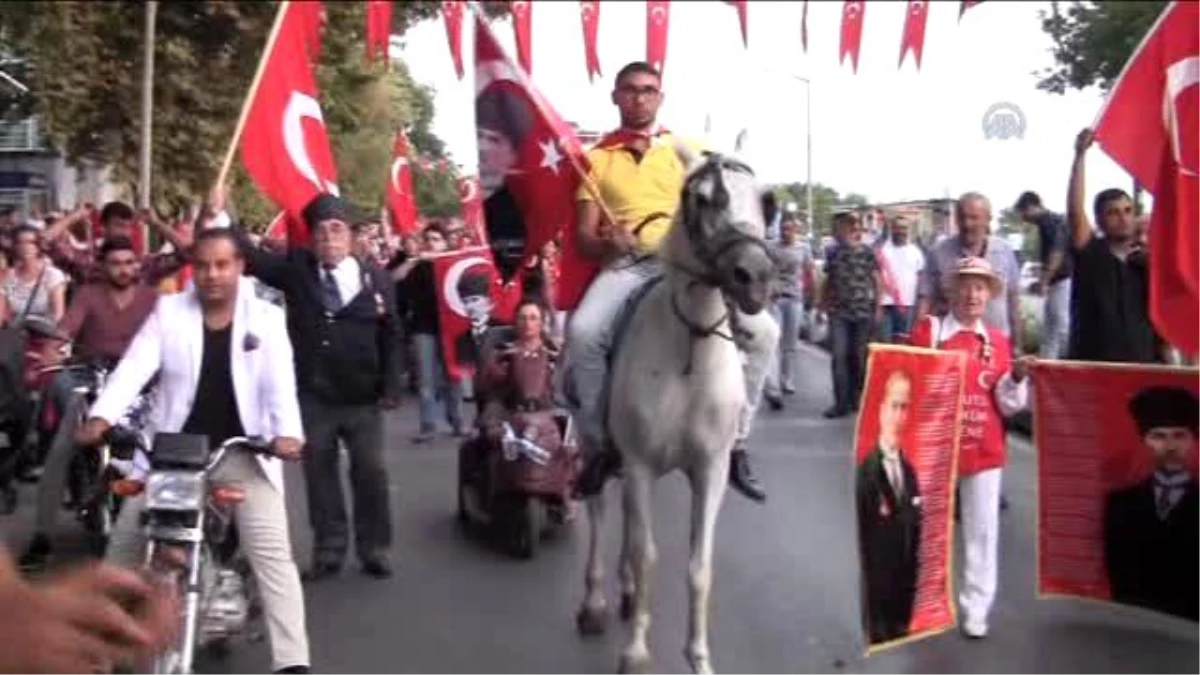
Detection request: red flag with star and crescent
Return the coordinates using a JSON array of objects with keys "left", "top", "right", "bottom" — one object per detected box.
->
[
  {"left": 239, "top": 0, "right": 336, "bottom": 246},
  {"left": 458, "top": 175, "right": 486, "bottom": 246},
  {"left": 840, "top": 1, "right": 866, "bottom": 73},
  {"left": 646, "top": 0, "right": 670, "bottom": 75},
  {"left": 581, "top": 1, "right": 602, "bottom": 82},
  {"left": 726, "top": 0, "right": 748, "bottom": 48},
  {"left": 959, "top": 0, "right": 983, "bottom": 21},
  {"left": 442, "top": 1, "right": 465, "bottom": 79},
  {"left": 473, "top": 13, "right": 592, "bottom": 311},
  {"left": 365, "top": 0, "right": 391, "bottom": 65},
  {"left": 899, "top": 1, "right": 930, "bottom": 69},
  {"left": 430, "top": 247, "right": 512, "bottom": 383},
  {"left": 511, "top": 0, "right": 533, "bottom": 74},
  {"left": 1093, "top": 0, "right": 1199, "bottom": 355},
  {"left": 386, "top": 130, "right": 419, "bottom": 237}
]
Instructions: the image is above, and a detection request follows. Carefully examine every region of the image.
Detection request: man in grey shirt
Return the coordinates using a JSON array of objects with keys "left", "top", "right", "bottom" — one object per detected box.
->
[
  {"left": 764, "top": 215, "right": 815, "bottom": 407},
  {"left": 917, "top": 192, "right": 1022, "bottom": 346}
]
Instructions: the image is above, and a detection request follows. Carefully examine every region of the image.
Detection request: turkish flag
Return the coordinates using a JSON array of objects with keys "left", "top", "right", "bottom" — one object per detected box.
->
[
  {"left": 899, "top": 1, "right": 930, "bottom": 69},
  {"left": 432, "top": 247, "right": 522, "bottom": 382},
  {"left": 580, "top": 1, "right": 602, "bottom": 82},
  {"left": 458, "top": 176, "right": 486, "bottom": 246},
  {"left": 802, "top": 0, "right": 809, "bottom": 53},
  {"left": 365, "top": 0, "right": 391, "bottom": 64},
  {"left": 1094, "top": 0, "right": 1199, "bottom": 355},
  {"left": 726, "top": 0, "right": 748, "bottom": 48},
  {"left": 294, "top": 1, "right": 324, "bottom": 60},
  {"left": 474, "top": 13, "right": 591, "bottom": 297},
  {"left": 442, "top": 1, "right": 465, "bottom": 79},
  {"left": 959, "top": 0, "right": 983, "bottom": 21},
  {"left": 239, "top": 1, "right": 337, "bottom": 247},
  {"left": 840, "top": 2, "right": 866, "bottom": 73},
  {"left": 511, "top": 0, "right": 533, "bottom": 74},
  {"left": 386, "top": 130, "right": 418, "bottom": 237},
  {"left": 646, "top": 0, "right": 670, "bottom": 75}
]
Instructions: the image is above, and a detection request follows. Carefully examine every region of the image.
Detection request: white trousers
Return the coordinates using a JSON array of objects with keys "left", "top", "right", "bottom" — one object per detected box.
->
[
  {"left": 958, "top": 467, "right": 1003, "bottom": 633},
  {"left": 108, "top": 452, "right": 310, "bottom": 671}
]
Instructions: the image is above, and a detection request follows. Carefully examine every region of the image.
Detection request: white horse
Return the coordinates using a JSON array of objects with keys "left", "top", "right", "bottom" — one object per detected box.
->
[{"left": 574, "top": 145, "right": 776, "bottom": 674}]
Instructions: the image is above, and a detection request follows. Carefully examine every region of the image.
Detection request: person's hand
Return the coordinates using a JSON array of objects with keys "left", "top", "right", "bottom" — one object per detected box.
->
[
  {"left": 379, "top": 396, "right": 402, "bottom": 410},
  {"left": 1011, "top": 355, "right": 1036, "bottom": 383},
  {"left": 0, "top": 553, "right": 179, "bottom": 674},
  {"left": 207, "top": 184, "right": 228, "bottom": 214},
  {"left": 1074, "top": 128, "right": 1094, "bottom": 156},
  {"left": 270, "top": 437, "right": 303, "bottom": 462},
  {"left": 75, "top": 417, "right": 110, "bottom": 448}
]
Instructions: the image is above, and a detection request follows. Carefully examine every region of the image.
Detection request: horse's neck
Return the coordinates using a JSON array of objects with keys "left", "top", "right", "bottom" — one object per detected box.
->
[{"left": 664, "top": 269, "right": 728, "bottom": 327}]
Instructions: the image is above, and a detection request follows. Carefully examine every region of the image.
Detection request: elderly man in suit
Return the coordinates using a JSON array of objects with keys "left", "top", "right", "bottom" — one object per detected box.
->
[
  {"left": 77, "top": 228, "right": 310, "bottom": 674},
  {"left": 856, "top": 369, "right": 922, "bottom": 644},
  {"left": 1103, "top": 386, "right": 1199, "bottom": 621}
]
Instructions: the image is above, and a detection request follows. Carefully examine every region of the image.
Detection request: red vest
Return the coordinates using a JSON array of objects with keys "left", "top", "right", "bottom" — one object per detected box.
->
[{"left": 910, "top": 316, "right": 1013, "bottom": 475}]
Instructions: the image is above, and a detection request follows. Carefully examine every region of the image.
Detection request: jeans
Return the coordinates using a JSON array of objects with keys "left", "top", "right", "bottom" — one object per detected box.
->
[
  {"left": 413, "top": 332, "right": 463, "bottom": 433},
  {"left": 830, "top": 314, "right": 872, "bottom": 412},
  {"left": 108, "top": 452, "right": 309, "bottom": 670},
  {"left": 565, "top": 255, "right": 777, "bottom": 454},
  {"left": 765, "top": 297, "right": 803, "bottom": 397},
  {"left": 877, "top": 305, "right": 913, "bottom": 343},
  {"left": 1041, "top": 278, "right": 1071, "bottom": 360}
]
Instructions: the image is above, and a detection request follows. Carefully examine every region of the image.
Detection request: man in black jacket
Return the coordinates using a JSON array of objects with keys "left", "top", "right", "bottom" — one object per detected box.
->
[
  {"left": 241, "top": 193, "right": 403, "bottom": 581},
  {"left": 1103, "top": 386, "right": 1198, "bottom": 621}
]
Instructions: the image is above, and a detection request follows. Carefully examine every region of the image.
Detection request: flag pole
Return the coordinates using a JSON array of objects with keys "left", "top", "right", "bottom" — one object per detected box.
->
[{"left": 213, "top": 0, "right": 292, "bottom": 192}]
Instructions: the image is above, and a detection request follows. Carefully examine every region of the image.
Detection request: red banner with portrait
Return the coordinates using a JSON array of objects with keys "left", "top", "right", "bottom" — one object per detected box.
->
[
  {"left": 431, "top": 248, "right": 521, "bottom": 383},
  {"left": 1034, "top": 361, "right": 1198, "bottom": 622},
  {"left": 854, "top": 344, "right": 966, "bottom": 652}
]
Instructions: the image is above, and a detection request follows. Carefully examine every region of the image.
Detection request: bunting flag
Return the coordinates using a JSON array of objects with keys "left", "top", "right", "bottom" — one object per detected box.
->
[
  {"left": 511, "top": 0, "right": 533, "bottom": 74},
  {"left": 239, "top": 0, "right": 337, "bottom": 246},
  {"left": 899, "top": 1, "right": 930, "bottom": 69},
  {"left": 726, "top": 0, "right": 748, "bottom": 48},
  {"left": 442, "top": 0, "right": 465, "bottom": 79},
  {"left": 802, "top": 0, "right": 809, "bottom": 53},
  {"left": 1093, "top": 0, "right": 1199, "bottom": 355},
  {"left": 580, "top": 1, "right": 602, "bottom": 82},
  {"left": 386, "top": 130, "right": 419, "bottom": 237},
  {"left": 840, "top": 1, "right": 866, "bottom": 73},
  {"left": 959, "top": 0, "right": 982, "bottom": 21},
  {"left": 365, "top": 0, "right": 392, "bottom": 64},
  {"left": 647, "top": 0, "right": 670, "bottom": 74}
]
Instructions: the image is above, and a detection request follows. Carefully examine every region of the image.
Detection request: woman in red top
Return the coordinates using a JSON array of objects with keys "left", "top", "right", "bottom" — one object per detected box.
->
[{"left": 910, "top": 256, "right": 1031, "bottom": 639}]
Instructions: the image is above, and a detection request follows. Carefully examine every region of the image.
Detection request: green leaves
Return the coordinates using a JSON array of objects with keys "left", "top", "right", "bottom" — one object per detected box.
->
[
  {"left": 1036, "top": 1, "right": 1168, "bottom": 94},
  {"left": 768, "top": 182, "right": 871, "bottom": 237}
]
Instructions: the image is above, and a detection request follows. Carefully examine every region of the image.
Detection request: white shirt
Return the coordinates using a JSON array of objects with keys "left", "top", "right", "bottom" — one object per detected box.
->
[
  {"left": 320, "top": 256, "right": 363, "bottom": 306},
  {"left": 880, "top": 442, "right": 905, "bottom": 495},
  {"left": 877, "top": 240, "right": 926, "bottom": 307}
]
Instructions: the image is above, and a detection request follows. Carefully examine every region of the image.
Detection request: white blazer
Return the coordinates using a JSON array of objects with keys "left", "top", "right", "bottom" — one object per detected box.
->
[{"left": 90, "top": 277, "right": 303, "bottom": 493}]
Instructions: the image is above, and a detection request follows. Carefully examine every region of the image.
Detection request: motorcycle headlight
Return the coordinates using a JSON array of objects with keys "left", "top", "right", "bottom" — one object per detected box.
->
[{"left": 146, "top": 471, "right": 205, "bottom": 511}]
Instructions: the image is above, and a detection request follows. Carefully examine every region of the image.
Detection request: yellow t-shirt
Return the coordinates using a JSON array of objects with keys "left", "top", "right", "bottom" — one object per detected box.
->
[{"left": 576, "top": 134, "right": 706, "bottom": 255}]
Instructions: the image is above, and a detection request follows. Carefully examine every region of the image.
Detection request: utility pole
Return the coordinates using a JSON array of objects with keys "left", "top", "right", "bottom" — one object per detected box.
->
[{"left": 138, "top": 1, "right": 158, "bottom": 212}]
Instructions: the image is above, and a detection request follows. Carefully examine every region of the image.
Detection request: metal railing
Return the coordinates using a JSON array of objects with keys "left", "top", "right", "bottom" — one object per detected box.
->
[{"left": 0, "top": 117, "right": 42, "bottom": 152}]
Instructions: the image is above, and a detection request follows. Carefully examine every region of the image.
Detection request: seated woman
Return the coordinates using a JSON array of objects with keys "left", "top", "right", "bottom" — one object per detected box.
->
[{"left": 475, "top": 298, "right": 562, "bottom": 458}]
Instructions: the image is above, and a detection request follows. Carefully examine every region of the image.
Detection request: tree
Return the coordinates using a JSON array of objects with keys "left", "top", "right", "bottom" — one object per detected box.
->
[
  {"left": 0, "top": 0, "right": 508, "bottom": 228},
  {"left": 767, "top": 182, "right": 871, "bottom": 237},
  {"left": 1035, "top": 1, "right": 1168, "bottom": 94}
]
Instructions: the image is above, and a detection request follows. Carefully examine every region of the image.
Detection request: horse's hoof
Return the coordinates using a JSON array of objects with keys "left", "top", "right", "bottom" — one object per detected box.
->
[
  {"left": 686, "top": 653, "right": 714, "bottom": 675},
  {"left": 618, "top": 652, "right": 653, "bottom": 674},
  {"left": 576, "top": 605, "right": 609, "bottom": 636},
  {"left": 618, "top": 593, "right": 635, "bottom": 622}
]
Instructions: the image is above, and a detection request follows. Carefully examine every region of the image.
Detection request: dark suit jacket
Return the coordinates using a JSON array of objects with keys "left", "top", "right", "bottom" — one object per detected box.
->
[
  {"left": 241, "top": 238, "right": 402, "bottom": 406},
  {"left": 856, "top": 446, "right": 922, "bottom": 642},
  {"left": 1103, "top": 477, "right": 1199, "bottom": 621},
  {"left": 454, "top": 329, "right": 484, "bottom": 372}
]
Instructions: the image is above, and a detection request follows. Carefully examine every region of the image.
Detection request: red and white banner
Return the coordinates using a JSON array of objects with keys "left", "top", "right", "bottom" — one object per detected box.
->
[
  {"left": 239, "top": 1, "right": 337, "bottom": 246},
  {"left": 432, "top": 248, "right": 521, "bottom": 383},
  {"left": 855, "top": 345, "right": 966, "bottom": 651},
  {"left": 442, "top": 0, "right": 465, "bottom": 79},
  {"left": 1093, "top": 1, "right": 1198, "bottom": 356},
  {"left": 387, "top": 130, "right": 419, "bottom": 237},
  {"left": 458, "top": 176, "right": 486, "bottom": 246},
  {"left": 840, "top": 1, "right": 866, "bottom": 73},
  {"left": 511, "top": 0, "right": 533, "bottom": 74},
  {"left": 646, "top": 0, "right": 670, "bottom": 75},
  {"left": 1034, "top": 361, "right": 1198, "bottom": 622},
  {"left": 365, "top": 0, "right": 391, "bottom": 64},
  {"left": 899, "top": 1, "right": 930, "bottom": 69},
  {"left": 580, "top": 1, "right": 602, "bottom": 82}
]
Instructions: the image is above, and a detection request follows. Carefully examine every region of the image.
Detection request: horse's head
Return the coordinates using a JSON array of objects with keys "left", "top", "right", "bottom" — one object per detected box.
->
[{"left": 671, "top": 143, "right": 775, "bottom": 315}]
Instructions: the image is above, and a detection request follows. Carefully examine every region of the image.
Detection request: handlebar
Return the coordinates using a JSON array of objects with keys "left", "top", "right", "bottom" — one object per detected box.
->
[{"left": 205, "top": 435, "right": 272, "bottom": 471}]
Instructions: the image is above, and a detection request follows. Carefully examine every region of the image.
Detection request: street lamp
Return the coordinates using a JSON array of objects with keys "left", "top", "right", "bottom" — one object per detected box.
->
[{"left": 752, "top": 62, "right": 814, "bottom": 240}]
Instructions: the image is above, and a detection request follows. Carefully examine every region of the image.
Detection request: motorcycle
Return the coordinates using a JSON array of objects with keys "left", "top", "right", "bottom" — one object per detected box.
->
[{"left": 114, "top": 431, "right": 269, "bottom": 674}]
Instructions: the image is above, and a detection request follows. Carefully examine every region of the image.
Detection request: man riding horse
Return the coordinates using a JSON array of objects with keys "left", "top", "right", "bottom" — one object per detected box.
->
[{"left": 567, "top": 61, "right": 776, "bottom": 503}]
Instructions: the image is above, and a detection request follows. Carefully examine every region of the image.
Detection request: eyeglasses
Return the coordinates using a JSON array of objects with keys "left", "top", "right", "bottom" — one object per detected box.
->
[{"left": 617, "top": 85, "right": 661, "bottom": 99}]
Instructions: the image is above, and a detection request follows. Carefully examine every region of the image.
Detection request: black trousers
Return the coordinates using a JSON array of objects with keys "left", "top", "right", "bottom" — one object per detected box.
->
[
  {"left": 830, "top": 314, "right": 872, "bottom": 411},
  {"left": 300, "top": 397, "right": 393, "bottom": 565}
]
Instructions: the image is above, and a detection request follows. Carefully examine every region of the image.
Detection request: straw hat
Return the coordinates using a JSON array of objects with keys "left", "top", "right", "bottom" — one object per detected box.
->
[{"left": 952, "top": 256, "right": 1003, "bottom": 296}]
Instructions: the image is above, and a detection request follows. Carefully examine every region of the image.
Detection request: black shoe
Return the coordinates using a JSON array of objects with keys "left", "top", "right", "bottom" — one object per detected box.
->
[
  {"left": 823, "top": 406, "right": 849, "bottom": 419},
  {"left": 360, "top": 556, "right": 393, "bottom": 579},
  {"left": 767, "top": 394, "right": 784, "bottom": 411},
  {"left": 729, "top": 448, "right": 766, "bottom": 503},
  {"left": 274, "top": 666, "right": 311, "bottom": 674},
  {"left": 19, "top": 534, "right": 51, "bottom": 571},
  {"left": 574, "top": 449, "right": 623, "bottom": 498},
  {"left": 301, "top": 561, "right": 340, "bottom": 583}
]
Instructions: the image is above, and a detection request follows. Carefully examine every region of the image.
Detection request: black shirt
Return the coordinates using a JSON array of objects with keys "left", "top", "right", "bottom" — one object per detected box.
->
[
  {"left": 181, "top": 324, "right": 246, "bottom": 450},
  {"left": 1035, "top": 211, "right": 1072, "bottom": 282},
  {"left": 1069, "top": 238, "right": 1161, "bottom": 363},
  {"left": 483, "top": 186, "right": 527, "bottom": 283}
]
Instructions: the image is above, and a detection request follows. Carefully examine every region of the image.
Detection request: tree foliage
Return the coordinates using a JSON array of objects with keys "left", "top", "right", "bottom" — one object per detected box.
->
[
  {"left": 1036, "top": 1, "right": 1168, "bottom": 94},
  {"left": 0, "top": 0, "right": 509, "bottom": 229},
  {"left": 767, "top": 182, "right": 870, "bottom": 237}
]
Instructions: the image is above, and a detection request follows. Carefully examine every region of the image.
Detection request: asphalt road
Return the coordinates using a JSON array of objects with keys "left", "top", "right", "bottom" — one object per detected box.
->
[{"left": 2, "top": 344, "right": 1196, "bottom": 674}]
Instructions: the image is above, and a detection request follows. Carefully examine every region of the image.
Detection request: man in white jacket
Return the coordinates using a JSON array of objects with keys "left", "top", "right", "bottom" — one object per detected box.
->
[{"left": 77, "top": 228, "right": 310, "bottom": 674}]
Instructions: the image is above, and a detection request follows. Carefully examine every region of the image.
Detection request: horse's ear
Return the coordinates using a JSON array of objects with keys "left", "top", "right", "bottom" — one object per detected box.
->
[{"left": 674, "top": 138, "right": 702, "bottom": 171}]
